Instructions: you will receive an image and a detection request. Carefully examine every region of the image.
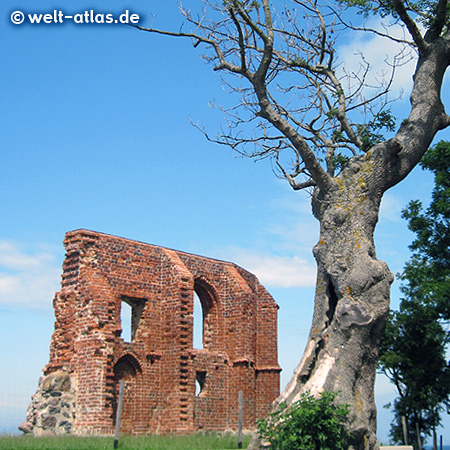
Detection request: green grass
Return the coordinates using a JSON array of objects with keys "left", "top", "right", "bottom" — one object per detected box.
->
[{"left": 0, "top": 433, "right": 251, "bottom": 450}]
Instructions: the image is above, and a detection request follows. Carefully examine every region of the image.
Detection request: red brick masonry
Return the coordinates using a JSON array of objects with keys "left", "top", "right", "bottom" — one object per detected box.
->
[{"left": 42, "top": 229, "right": 280, "bottom": 435}]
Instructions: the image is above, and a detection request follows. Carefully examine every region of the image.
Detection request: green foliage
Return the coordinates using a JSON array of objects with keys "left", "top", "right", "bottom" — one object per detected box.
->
[
  {"left": 288, "top": 58, "right": 309, "bottom": 69},
  {"left": 379, "top": 301, "right": 450, "bottom": 445},
  {"left": 257, "top": 392, "right": 352, "bottom": 450},
  {"left": 401, "top": 141, "right": 450, "bottom": 321},
  {"left": 327, "top": 108, "right": 339, "bottom": 118},
  {"left": 337, "top": 0, "right": 397, "bottom": 18},
  {"left": 223, "top": 0, "right": 260, "bottom": 10},
  {"left": 337, "top": 0, "right": 449, "bottom": 32},
  {"left": 330, "top": 154, "right": 351, "bottom": 171},
  {"left": 356, "top": 110, "right": 396, "bottom": 152}
]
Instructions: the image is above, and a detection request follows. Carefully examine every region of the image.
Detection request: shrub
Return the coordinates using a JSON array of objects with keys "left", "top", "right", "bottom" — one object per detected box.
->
[{"left": 257, "top": 391, "right": 352, "bottom": 450}]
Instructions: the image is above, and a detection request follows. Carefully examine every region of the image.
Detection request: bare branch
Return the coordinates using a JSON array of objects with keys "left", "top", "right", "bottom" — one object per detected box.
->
[
  {"left": 228, "top": 7, "right": 248, "bottom": 75},
  {"left": 137, "top": 0, "right": 419, "bottom": 191},
  {"left": 391, "top": 0, "right": 429, "bottom": 53},
  {"left": 335, "top": 14, "right": 416, "bottom": 47}
]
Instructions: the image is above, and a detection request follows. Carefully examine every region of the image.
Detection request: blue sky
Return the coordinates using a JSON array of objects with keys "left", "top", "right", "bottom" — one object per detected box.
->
[{"left": 1, "top": 0, "right": 449, "bottom": 443}]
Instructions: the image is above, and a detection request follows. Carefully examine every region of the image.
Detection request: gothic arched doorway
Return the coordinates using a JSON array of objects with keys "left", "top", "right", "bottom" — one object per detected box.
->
[{"left": 112, "top": 354, "right": 142, "bottom": 433}]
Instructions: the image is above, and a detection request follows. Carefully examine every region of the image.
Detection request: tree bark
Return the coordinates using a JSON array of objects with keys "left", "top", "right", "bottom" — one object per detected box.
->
[
  {"left": 280, "top": 168, "right": 392, "bottom": 450},
  {"left": 416, "top": 420, "right": 422, "bottom": 450},
  {"left": 402, "top": 416, "right": 408, "bottom": 445}
]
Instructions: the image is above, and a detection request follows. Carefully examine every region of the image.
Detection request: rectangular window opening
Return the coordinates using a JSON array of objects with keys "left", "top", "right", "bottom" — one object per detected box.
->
[
  {"left": 195, "top": 371, "right": 207, "bottom": 397},
  {"left": 121, "top": 296, "right": 146, "bottom": 342}
]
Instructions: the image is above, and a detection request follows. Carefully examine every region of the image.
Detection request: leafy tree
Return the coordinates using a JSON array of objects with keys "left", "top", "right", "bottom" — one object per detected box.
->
[
  {"left": 401, "top": 141, "right": 450, "bottom": 323},
  {"left": 379, "top": 302, "right": 450, "bottom": 449},
  {"left": 379, "top": 142, "right": 450, "bottom": 449},
  {"left": 136, "top": 2, "right": 450, "bottom": 449}
]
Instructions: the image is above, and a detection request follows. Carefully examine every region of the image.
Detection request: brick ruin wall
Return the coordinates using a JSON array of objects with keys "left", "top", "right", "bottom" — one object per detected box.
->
[{"left": 21, "top": 229, "right": 280, "bottom": 436}]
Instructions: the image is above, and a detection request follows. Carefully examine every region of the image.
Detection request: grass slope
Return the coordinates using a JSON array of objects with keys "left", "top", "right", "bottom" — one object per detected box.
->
[{"left": 0, "top": 433, "right": 251, "bottom": 450}]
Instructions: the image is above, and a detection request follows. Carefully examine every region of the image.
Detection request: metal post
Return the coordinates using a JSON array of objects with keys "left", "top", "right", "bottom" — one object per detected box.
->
[
  {"left": 238, "top": 390, "right": 243, "bottom": 449},
  {"left": 114, "top": 380, "right": 125, "bottom": 449}
]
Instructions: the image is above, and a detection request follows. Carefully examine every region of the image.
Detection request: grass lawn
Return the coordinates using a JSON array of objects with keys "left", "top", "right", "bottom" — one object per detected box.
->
[{"left": 0, "top": 433, "right": 251, "bottom": 450}]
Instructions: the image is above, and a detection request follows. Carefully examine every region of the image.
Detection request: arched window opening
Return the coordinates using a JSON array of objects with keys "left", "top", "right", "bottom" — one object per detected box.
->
[
  {"left": 193, "top": 291, "right": 203, "bottom": 349},
  {"left": 112, "top": 354, "right": 141, "bottom": 427},
  {"left": 192, "top": 279, "right": 216, "bottom": 350},
  {"left": 121, "top": 296, "right": 146, "bottom": 343},
  {"left": 114, "top": 354, "right": 139, "bottom": 379}
]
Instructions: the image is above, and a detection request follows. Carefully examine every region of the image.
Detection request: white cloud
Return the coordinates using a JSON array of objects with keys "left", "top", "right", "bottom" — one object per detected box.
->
[
  {"left": 0, "top": 241, "right": 61, "bottom": 310},
  {"left": 0, "top": 241, "right": 55, "bottom": 269},
  {"left": 337, "top": 20, "right": 418, "bottom": 99},
  {"left": 267, "top": 220, "right": 319, "bottom": 254},
  {"left": 379, "top": 192, "right": 404, "bottom": 223},
  {"left": 219, "top": 190, "right": 318, "bottom": 288},
  {"left": 224, "top": 247, "right": 317, "bottom": 288},
  {"left": 375, "top": 372, "right": 397, "bottom": 399},
  {"left": 260, "top": 191, "right": 320, "bottom": 256}
]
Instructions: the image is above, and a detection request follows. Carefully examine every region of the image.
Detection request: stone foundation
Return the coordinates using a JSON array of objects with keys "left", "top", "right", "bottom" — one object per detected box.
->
[{"left": 20, "top": 371, "right": 76, "bottom": 436}]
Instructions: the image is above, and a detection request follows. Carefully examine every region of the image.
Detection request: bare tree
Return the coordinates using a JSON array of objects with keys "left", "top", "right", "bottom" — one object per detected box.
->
[{"left": 136, "top": 1, "right": 450, "bottom": 449}]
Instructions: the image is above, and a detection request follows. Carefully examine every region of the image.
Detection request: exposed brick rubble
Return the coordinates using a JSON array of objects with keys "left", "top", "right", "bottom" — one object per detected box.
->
[{"left": 21, "top": 229, "right": 280, "bottom": 435}]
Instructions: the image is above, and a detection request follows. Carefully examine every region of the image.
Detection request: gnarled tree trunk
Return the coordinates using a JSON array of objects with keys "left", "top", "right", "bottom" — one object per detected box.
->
[{"left": 275, "top": 164, "right": 393, "bottom": 450}]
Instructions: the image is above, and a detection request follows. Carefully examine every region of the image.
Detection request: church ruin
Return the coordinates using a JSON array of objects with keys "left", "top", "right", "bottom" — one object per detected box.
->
[{"left": 22, "top": 229, "right": 280, "bottom": 435}]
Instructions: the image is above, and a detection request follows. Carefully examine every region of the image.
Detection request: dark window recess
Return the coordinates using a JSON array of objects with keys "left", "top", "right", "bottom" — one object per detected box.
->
[{"left": 195, "top": 371, "right": 207, "bottom": 397}]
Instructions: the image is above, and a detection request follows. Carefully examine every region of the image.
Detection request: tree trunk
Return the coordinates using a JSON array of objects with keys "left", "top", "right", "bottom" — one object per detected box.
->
[
  {"left": 402, "top": 416, "right": 409, "bottom": 445},
  {"left": 250, "top": 166, "right": 394, "bottom": 450},
  {"left": 416, "top": 421, "right": 422, "bottom": 450}
]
